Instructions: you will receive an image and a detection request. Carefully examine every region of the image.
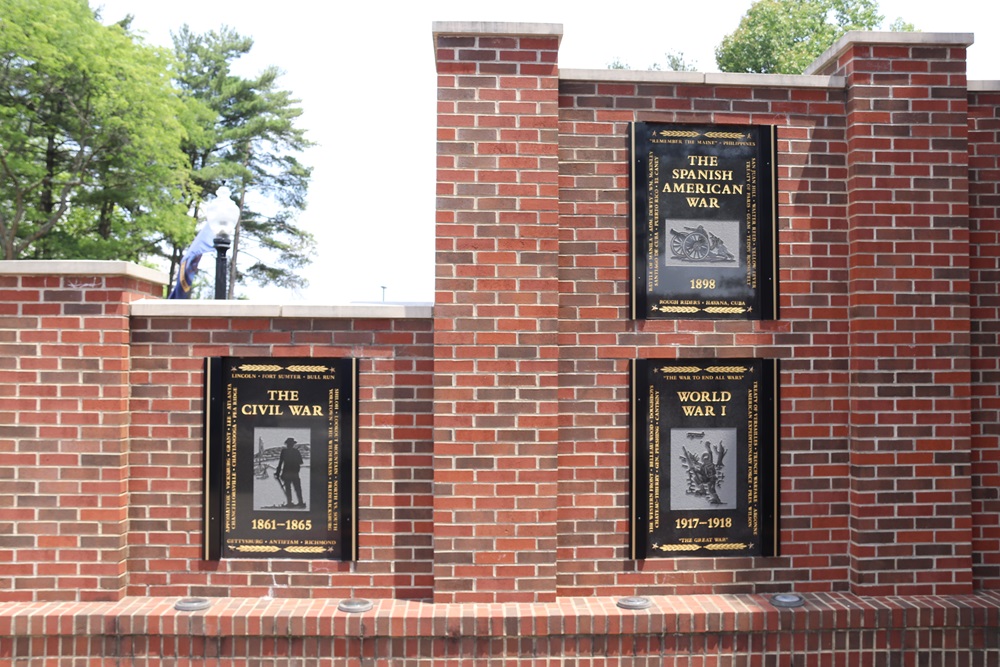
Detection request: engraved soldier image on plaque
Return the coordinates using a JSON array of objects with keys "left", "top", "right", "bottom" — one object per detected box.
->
[
  {"left": 629, "top": 122, "right": 778, "bottom": 320},
  {"left": 631, "top": 358, "right": 779, "bottom": 559},
  {"left": 252, "top": 428, "right": 311, "bottom": 511}
]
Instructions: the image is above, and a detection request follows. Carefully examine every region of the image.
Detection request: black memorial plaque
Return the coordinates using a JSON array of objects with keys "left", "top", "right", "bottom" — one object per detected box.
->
[
  {"left": 630, "top": 122, "right": 778, "bottom": 320},
  {"left": 203, "top": 357, "right": 357, "bottom": 561},
  {"left": 630, "top": 358, "right": 779, "bottom": 559}
]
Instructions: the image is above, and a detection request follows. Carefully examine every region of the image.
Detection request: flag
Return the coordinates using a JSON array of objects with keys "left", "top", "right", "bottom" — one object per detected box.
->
[{"left": 168, "top": 223, "right": 216, "bottom": 299}]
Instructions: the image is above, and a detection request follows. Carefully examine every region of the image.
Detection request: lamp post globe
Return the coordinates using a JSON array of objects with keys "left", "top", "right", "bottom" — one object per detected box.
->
[{"left": 206, "top": 187, "right": 240, "bottom": 299}]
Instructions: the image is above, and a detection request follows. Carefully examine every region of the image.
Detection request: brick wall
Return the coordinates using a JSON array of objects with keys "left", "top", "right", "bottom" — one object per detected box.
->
[
  {"left": 2, "top": 21, "right": 1000, "bottom": 665},
  {"left": 126, "top": 303, "right": 435, "bottom": 600},
  {"left": 555, "top": 71, "right": 854, "bottom": 597},
  {"left": 969, "top": 85, "right": 1000, "bottom": 590},
  {"left": 0, "top": 262, "right": 162, "bottom": 602},
  {"left": 433, "top": 23, "right": 562, "bottom": 603}
]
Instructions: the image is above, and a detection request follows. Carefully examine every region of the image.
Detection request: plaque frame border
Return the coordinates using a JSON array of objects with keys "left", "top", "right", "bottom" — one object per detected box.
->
[
  {"left": 629, "top": 358, "right": 780, "bottom": 559},
  {"left": 202, "top": 356, "right": 359, "bottom": 562},
  {"left": 628, "top": 122, "right": 780, "bottom": 321}
]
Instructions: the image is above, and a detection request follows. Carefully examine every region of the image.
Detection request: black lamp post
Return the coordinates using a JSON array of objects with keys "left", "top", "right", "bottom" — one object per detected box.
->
[{"left": 213, "top": 234, "right": 231, "bottom": 300}]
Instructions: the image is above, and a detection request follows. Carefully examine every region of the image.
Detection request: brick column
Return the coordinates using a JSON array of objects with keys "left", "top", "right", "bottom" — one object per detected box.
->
[
  {"left": 432, "top": 22, "right": 562, "bottom": 603},
  {"left": 0, "top": 261, "right": 164, "bottom": 601},
  {"left": 836, "top": 34, "right": 974, "bottom": 595}
]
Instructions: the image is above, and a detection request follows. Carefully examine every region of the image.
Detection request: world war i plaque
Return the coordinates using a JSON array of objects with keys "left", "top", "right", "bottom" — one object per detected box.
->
[
  {"left": 630, "top": 122, "right": 778, "bottom": 320},
  {"left": 631, "top": 358, "right": 779, "bottom": 559},
  {"left": 203, "top": 357, "right": 357, "bottom": 561}
]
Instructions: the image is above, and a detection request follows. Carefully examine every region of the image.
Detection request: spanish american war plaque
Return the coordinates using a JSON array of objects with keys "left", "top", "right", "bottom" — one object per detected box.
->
[
  {"left": 630, "top": 122, "right": 778, "bottom": 320},
  {"left": 203, "top": 357, "right": 357, "bottom": 561},
  {"left": 630, "top": 358, "right": 779, "bottom": 559}
]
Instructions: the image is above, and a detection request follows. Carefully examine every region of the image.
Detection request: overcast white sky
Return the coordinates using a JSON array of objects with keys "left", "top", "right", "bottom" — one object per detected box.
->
[{"left": 95, "top": 1, "right": 1000, "bottom": 304}]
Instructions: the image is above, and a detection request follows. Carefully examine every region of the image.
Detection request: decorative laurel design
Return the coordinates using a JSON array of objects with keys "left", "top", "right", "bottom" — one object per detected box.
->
[
  {"left": 284, "top": 546, "right": 330, "bottom": 554},
  {"left": 284, "top": 365, "right": 329, "bottom": 373},
  {"left": 703, "top": 132, "right": 748, "bottom": 140},
  {"left": 235, "top": 364, "right": 283, "bottom": 372},
  {"left": 656, "top": 130, "right": 700, "bottom": 138},
  {"left": 703, "top": 306, "right": 748, "bottom": 314},
  {"left": 704, "top": 366, "right": 748, "bottom": 374},
  {"left": 652, "top": 543, "right": 702, "bottom": 552},
  {"left": 654, "top": 306, "right": 701, "bottom": 313},
  {"left": 703, "top": 543, "right": 750, "bottom": 550},
  {"left": 231, "top": 545, "right": 281, "bottom": 553},
  {"left": 658, "top": 366, "right": 702, "bottom": 374}
]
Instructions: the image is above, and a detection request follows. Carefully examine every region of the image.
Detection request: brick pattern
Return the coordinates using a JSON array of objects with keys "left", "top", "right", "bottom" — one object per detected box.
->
[
  {"left": 835, "top": 43, "right": 973, "bottom": 596},
  {"left": 0, "top": 272, "right": 160, "bottom": 602},
  {"left": 969, "top": 90, "right": 1000, "bottom": 590},
  {"left": 0, "top": 26, "right": 993, "bottom": 633},
  {"left": 433, "top": 30, "right": 562, "bottom": 603},
  {"left": 555, "top": 79, "right": 852, "bottom": 595},
  {"left": 126, "top": 316, "right": 435, "bottom": 600},
  {"left": 3, "top": 592, "right": 1000, "bottom": 664}
]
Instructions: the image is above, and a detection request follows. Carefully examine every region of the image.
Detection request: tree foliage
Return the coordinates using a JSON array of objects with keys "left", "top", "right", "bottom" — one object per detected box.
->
[
  {"left": 715, "top": 0, "right": 914, "bottom": 74},
  {"left": 0, "top": 0, "right": 191, "bottom": 261},
  {"left": 172, "top": 26, "right": 314, "bottom": 298},
  {"left": 607, "top": 50, "right": 697, "bottom": 72}
]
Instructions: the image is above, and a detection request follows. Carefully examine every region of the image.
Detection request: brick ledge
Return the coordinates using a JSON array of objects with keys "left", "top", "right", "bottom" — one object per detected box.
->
[{"left": 2, "top": 593, "right": 998, "bottom": 639}]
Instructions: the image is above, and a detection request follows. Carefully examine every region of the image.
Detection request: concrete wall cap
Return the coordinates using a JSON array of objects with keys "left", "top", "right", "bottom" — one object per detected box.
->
[
  {"left": 970, "top": 80, "right": 1000, "bottom": 92},
  {"left": 130, "top": 299, "right": 434, "bottom": 320},
  {"left": 433, "top": 21, "right": 563, "bottom": 53},
  {"left": 0, "top": 259, "right": 168, "bottom": 284},
  {"left": 433, "top": 21, "right": 563, "bottom": 38},
  {"left": 804, "top": 31, "right": 975, "bottom": 75},
  {"left": 560, "top": 68, "right": 844, "bottom": 90}
]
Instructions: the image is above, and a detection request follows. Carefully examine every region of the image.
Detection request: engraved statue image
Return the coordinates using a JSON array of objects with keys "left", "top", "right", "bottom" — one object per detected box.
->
[
  {"left": 668, "top": 225, "right": 735, "bottom": 263},
  {"left": 679, "top": 438, "right": 728, "bottom": 505}
]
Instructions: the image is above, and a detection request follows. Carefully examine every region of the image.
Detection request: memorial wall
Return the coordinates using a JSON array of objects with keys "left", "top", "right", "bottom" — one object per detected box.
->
[{"left": 1, "top": 23, "right": 1000, "bottom": 665}]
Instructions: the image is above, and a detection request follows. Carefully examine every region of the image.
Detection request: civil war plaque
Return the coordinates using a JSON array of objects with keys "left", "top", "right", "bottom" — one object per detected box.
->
[
  {"left": 630, "top": 358, "right": 779, "bottom": 559},
  {"left": 629, "top": 122, "right": 778, "bottom": 320},
  {"left": 203, "top": 357, "right": 357, "bottom": 561}
]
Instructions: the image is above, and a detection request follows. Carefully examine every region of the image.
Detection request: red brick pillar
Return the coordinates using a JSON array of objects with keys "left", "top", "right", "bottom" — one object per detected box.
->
[
  {"left": 432, "top": 22, "right": 562, "bottom": 603},
  {"left": 836, "top": 34, "right": 974, "bottom": 595},
  {"left": 0, "top": 261, "right": 164, "bottom": 601}
]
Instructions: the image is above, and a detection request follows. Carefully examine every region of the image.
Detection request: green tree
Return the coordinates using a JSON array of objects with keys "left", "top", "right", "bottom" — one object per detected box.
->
[
  {"left": 608, "top": 50, "right": 697, "bottom": 72},
  {"left": 0, "top": 0, "right": 191, "bottom": 261},
  {"left": 172, "top": 26, "right": 314, "bottom": 298},
  {"left": 715, "top": 0, "right": 914, "bottom": 74}
]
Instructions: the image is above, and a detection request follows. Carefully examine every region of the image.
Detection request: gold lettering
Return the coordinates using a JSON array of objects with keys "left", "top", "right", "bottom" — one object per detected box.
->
[
  {"left": 289, "top": 404, "right": 324, "bottom": 416},
  {"left": 266, "top": 390, "right": 299, "bottom": 401},
  {"left": 241, "top": 404, "right": 284, "bottom": 416}
]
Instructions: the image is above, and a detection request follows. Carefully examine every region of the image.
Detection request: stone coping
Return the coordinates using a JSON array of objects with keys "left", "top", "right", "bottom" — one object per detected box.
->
[
  {"left": 0, "top": 260, "right": 168, "bottom": 285},
  {"left": 804, "top": 30, "right": 975, "bottom": 75},
  {"left": 129, "top": 299, "right": 433, "bottom": 319},
  {"left": 2, "top": 593, "right": 998, "bottom": 639},
  {"left": 561, "top": 68, "right": 844, "bottom": 89},
  {"left": 432, "top": 20, "right": 563, "bottom": 39},
  {"left": 562, "top": 68, "right": 1000, "bottom": 92},
  {"left": 970, "top": 80, "right": 1000, "bottom": 92}
]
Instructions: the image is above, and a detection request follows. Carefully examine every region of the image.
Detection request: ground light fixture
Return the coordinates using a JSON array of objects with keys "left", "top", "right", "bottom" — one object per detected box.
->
[
  {"left": 770, "top": 593, "right": 805, "bottom": 608},
  {"left": 174, "top": 597, "right": 212, "bottom": 612},
  {"left": 338, "top": 598, "right": 374, "bottom": 613},
  {"left": 616, "top": 596, "right": 653, "bottom": 610}
]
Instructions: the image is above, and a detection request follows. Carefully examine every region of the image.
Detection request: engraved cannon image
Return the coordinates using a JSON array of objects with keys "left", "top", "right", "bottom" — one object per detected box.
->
[{"left": 668, "top": 225, "right": 736, "bottom": 262}]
